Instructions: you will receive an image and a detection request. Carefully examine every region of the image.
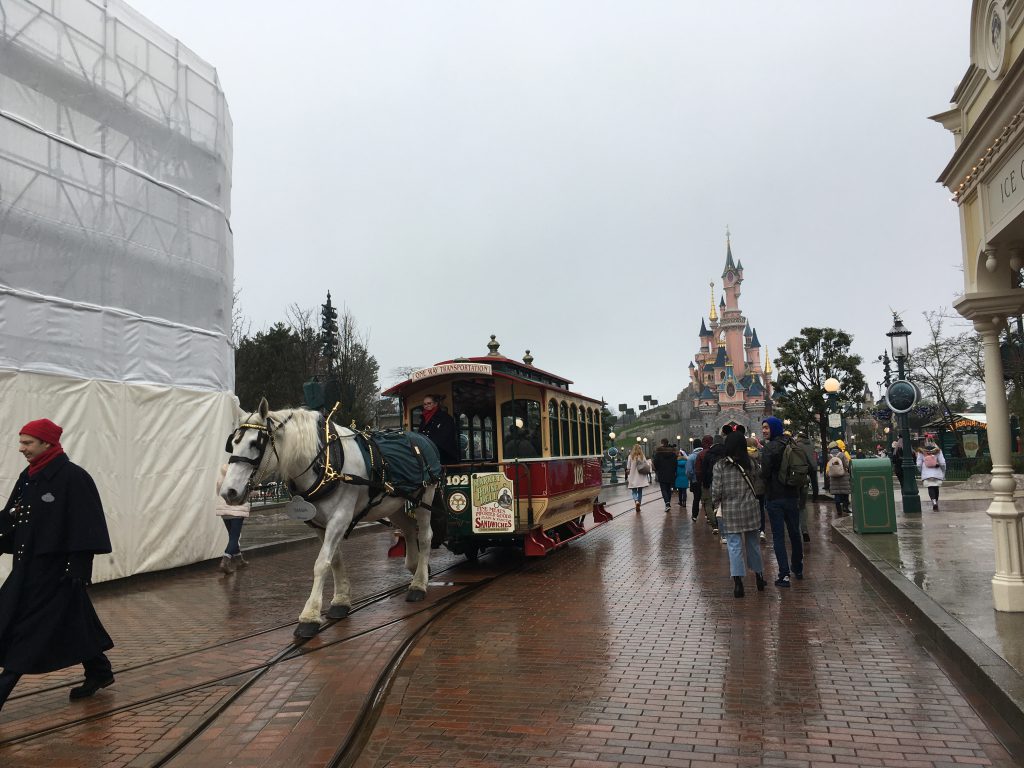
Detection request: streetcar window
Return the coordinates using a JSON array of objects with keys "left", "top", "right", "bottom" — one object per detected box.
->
[
  {"left": 471, "top": 415, "right": 483, "bottom": 459},
  {"left": 453, "top": 379, "right": 497, "bottom": 462},
  {"left": 483, "top": 416, "right": 495, "bottom": 458},
  {"left": 569, "top": 404, "right": 579, "bottom": 456},
  {"left": 548, "top": 399, "right": 560, "bottom": 457},
  {"left": 501, "top": 399, "right": 541, "bottom": 459},
  {"left": 459, "top": 413, "right": 471, "bottom": 460},
  {"left": 560, "top": 402, "right": 570, "bottom": 457},
  {"left": 584, "top": 407, "right": 594, "bottom": 455},
  {"left": 411, "top": 406, "right": 423, "bottom": 429}
]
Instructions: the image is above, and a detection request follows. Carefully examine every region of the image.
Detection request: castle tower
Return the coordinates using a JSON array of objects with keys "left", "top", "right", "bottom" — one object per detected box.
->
[{"left": 688, "top": 233, "right": 772, "bottom": 436}]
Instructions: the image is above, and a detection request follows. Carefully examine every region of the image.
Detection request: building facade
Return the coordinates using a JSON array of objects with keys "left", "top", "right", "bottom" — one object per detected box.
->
[
  {"left": 688, "top": 237, "right": 774, "bottom": 438},
  {"left": 0, "top": 0, "right": 236, "bottom": 581},
  {"left": 934, "top": 0, "right": 1024, "bottom": 611}
]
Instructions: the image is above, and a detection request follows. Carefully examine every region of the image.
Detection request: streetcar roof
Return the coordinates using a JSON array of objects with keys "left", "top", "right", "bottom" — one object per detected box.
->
[{"left": 383, "top": 354, "right": 602, "bottom": 405}]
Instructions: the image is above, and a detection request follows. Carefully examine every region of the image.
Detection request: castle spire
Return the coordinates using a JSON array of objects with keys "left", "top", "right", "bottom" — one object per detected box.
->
[
  {"left": 708, "top": 282, "right": 717, "bottom": 321},
  {"left": 764, "top": 349, "right": 772, "bottom": 376},
  {"left": 722, "top": 227, "right": 736, "bottom": 277}
]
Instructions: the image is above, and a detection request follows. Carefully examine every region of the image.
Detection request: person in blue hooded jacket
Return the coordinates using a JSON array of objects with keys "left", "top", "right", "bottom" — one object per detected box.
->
[
  {"left": 673, "top": 449, "right": 689, "bottom": 508},
  {"left": 759, "top": 416, "right": 803, "bottom": 588}
]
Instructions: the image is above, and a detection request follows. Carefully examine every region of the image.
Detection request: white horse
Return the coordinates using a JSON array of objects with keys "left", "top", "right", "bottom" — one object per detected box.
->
[{"left": 220, "top": 398, "right": 438, "bottom": 638}]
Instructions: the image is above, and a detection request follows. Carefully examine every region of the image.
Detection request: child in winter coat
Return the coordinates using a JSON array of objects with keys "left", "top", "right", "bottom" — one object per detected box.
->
[{"left": 674, "top": 451, "right": 689, "bottom": 507}]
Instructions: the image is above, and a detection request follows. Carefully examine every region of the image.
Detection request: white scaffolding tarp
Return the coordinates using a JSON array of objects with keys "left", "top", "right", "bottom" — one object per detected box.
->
[{"left": 0, "top": 0, "right": 236, "bottom": 581}]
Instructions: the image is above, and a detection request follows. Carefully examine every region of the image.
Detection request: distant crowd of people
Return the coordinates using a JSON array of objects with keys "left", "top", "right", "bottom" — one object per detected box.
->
[{"left": 623, "top": 418, "right": 949, "bottom": 596}]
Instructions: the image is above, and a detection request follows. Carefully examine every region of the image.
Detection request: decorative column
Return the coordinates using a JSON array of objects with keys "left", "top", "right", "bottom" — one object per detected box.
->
[{"left": 976, "top": 318, "right": 1024, "bottom": 611}]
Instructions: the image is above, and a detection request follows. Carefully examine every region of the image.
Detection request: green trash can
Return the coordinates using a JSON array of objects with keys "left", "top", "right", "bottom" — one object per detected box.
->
[{"left": 849, "top": 458, "right": 897, "bottom": 533}]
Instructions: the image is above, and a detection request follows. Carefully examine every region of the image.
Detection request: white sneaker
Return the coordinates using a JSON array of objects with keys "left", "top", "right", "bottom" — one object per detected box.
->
[{"left": 759, "top": 531, "right": 766, "bottom": 541}]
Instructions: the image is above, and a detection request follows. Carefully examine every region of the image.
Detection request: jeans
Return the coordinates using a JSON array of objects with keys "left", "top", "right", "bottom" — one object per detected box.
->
[
  {"left": 630, "top": 487, "right": 644, "bottom": 504},
  {"left": 766, "top": 496, "right": 803, "bottom": 578},
  {"left": 658, "top": 481, "right": 673, "bottom": 506},
  {"left": 222, "top": 516, "right": 244, "bottom": 556},
  {"left": 726, "top": 530, "right": 764, "bottom": 577},
  {"left": 676, "top": 487, "right": 687, "bottom": 505}
]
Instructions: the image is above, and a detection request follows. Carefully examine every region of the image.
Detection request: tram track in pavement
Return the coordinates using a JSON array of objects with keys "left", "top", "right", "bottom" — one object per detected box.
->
[
  {"left": 0, "top": 556, "right": 479, "bottom": 748},
  {"left": 0, "top": 493, "right": 639, "bottom": 766}
]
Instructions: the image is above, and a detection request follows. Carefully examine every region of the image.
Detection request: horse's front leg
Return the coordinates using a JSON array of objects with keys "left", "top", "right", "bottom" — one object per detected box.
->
[
  {"left": 407, "top": 504, "right": 433, "bottom": 601},
  {"left": 296, "top": 521, "right": 346, "bottom": 638},
  {"left": 326, "top": 545, "right": 351, "bottom": 619}
]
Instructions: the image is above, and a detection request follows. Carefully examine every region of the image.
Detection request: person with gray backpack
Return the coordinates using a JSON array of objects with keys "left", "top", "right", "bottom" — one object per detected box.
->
[{"left": 759, "top": 416, "right": 807, "bottom": 587}]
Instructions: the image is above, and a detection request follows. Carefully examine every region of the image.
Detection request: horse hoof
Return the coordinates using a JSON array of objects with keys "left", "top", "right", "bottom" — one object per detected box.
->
[
  {"left": 294, "top": 621, "right": 320, "bottom": 639},
  {"left": 406, "top": 588, "right": 426, "bottom": 603},
  {"left": 326, "top": 604, "right": 350, "bottom": 619}
]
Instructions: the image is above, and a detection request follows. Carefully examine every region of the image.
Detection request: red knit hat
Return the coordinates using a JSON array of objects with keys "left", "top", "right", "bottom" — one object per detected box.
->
[{"left": 20, "top": 418, "right": 63, "bottom": 446}]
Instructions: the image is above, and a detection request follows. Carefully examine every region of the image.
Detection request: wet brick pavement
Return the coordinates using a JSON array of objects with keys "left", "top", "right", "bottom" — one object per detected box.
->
[
  {"left": 358, "top": 485, "right": 1017, "bottom": 768},
  {"left": 0, "top": 485, "right": 1020, "bottom": 767}
]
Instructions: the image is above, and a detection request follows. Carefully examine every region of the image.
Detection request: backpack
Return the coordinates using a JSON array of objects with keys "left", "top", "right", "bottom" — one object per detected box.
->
[
  {"left": 701, "top": 445, "right": 722, "bottom": 488},
  {"left": 826, "top": 455, "right": 846, "bottom": 478},
  {"left": 924, "top": 452, "right": 939, "bottom": 468},
  {"left": 777, "top": 438, "right": 811, "bottom": 487}
]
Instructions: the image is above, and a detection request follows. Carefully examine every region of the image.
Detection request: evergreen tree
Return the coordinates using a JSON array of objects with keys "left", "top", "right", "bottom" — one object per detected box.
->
[{"left": 772, "top": 327, "right": 866, "bottom": 459}]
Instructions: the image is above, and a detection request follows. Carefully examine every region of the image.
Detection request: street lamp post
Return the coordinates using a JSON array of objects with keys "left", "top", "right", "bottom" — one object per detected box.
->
[
  {"left": 824, "top": 377, "right": 842, "bottom": 443},
  {"left": 887, "top": 313, "right": 922, "bottom": 514},
  {"left": 608, "top": 431, "right": 619, "bottom": 484}
]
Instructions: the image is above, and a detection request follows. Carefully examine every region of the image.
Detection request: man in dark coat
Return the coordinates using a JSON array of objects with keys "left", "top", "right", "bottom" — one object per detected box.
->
[
  {"left": 0, "top": 419, "right": 114, "bottom": 710},
  {"left": 760, "top": 416, "right": 803, "bottom": 587},
  {"left": 417, "top": 394, "right": 459, "bottom": 465},
  {"left": 651, "top": 438, "right": 678, "bottom": 512}
]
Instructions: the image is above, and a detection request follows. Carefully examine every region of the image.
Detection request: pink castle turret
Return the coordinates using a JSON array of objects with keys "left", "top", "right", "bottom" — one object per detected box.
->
[{"left": 689, "top": 232, "right": 772, "bottom": 435}]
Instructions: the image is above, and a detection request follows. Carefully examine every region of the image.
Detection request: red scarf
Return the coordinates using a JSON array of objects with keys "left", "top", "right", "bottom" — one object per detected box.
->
[
  {"left": 28, "top": 444, "right": 64, "bottom": 477},
  {"left": 421, "top": 406, "right": 437, "bottom": 426}
]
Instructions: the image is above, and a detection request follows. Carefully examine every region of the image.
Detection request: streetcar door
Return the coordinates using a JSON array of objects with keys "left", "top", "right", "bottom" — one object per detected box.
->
[{"left": 452, "top": 380, "right": 497, "bottom": 466}]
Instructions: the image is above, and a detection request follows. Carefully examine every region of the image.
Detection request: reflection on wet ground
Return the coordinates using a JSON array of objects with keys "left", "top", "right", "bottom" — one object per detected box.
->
[{"left": 836, "top": 490, "right": 1024, "bottom": 676}]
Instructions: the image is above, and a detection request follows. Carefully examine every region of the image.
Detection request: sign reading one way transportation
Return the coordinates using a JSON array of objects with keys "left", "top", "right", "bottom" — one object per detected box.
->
[{"left": 410, "top": 362, "right": 492, "bottom": 381}]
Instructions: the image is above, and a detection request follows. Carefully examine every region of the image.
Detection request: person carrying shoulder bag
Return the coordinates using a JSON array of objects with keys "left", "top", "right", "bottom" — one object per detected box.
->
[
  {"left": 626, "top": 444, "right": 651, "bottom": 513},
  {"left": 711, "top": 432, "right": 766, "bottom": 597}
]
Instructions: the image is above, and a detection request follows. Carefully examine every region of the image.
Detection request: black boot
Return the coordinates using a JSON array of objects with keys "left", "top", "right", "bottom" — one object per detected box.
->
[
  {"left": 733, "top": 576, "right": 745, "bottom": 598},
  {"left": 755, "top": 573, "right": 766, "bottom": 591}
]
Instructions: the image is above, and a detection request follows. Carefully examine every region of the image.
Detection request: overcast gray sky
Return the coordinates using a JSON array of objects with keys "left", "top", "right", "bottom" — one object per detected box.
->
[{"left": 131, "top": 0, "right": 970, "bottom": 412}]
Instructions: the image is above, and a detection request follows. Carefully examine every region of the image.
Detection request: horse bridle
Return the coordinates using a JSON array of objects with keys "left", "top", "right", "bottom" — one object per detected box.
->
[{"left": 225, "top": 414, "right": 293, "bottom": 495}]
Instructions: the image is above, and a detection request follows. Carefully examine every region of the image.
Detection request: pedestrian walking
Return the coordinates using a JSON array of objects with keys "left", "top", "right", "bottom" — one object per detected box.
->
[
  {"left": 0, "top": 419, "right": 114, "bottom": 711},
  {"left": 651, "top": 438, "right": 678, "bottom": 512},
  {"left": 215, "top": 463, "right": 250, "bottom": 574},
  {"left": 711, "top": 432, "right": 767, "bottom": 597},
  {"left": 760, "top": 416, "right": 807, "bottom": 587},
  {"left": 626, "top": 444, "right": 651, "bottom": 513},
  {"left": 795, "top": 431, "right": 819, "bottom": 541},
  {"left": 917, "top": 438, "right": 947, "bottom": 510},
  {"left": 674, "top": 449, "right": 689, "bottom": 508},
  {"left": 688, "top": 437, "right": 712, "bottom": 521},
  {"left": 700, "top": 426, "right": 732, "bottom": 534},
  {"left": 746, "top": 436, "right": 767, "bottom": 541},
  {"left": 825, "top": 441, "right": 852, "bottom": 516}
]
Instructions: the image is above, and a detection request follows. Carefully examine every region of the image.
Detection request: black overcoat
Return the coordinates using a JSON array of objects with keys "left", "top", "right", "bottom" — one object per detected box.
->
[
  {"left": 418, "top": 410, "right": 460, "bottom": 465},
  {"left": 0, "top": 454, "right": 113, "bottom": 674}
]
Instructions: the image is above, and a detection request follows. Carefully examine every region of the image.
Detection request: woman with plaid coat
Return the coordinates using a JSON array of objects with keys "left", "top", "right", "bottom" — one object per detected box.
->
[{"left": 711, "top": 432, "right": 766, "bottom": 598}]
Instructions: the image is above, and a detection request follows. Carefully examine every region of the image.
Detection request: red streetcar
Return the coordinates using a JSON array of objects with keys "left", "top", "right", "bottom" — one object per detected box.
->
[{"left": 383, "top": 335, "right": 611, "bottom": 558}]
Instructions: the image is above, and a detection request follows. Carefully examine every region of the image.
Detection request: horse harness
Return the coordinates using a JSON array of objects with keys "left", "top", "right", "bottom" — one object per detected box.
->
[{"left": 227, "top": 413, "right": 439, "bottom": 539}]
